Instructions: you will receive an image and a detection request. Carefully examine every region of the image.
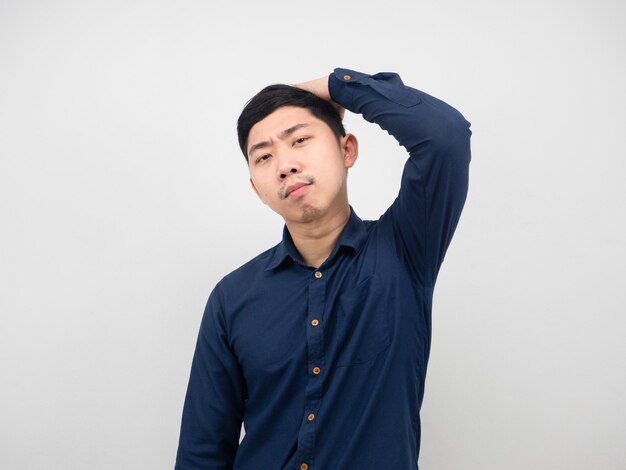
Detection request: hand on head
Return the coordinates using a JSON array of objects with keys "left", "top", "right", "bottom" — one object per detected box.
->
[{"left": 294, "top": 76, "right": 345, "bottom": 120}]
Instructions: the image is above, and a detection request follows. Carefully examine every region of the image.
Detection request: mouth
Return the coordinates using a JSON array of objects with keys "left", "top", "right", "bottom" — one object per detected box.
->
[{"left": 284, "top": 182, "right": 311, "bottom": 199}]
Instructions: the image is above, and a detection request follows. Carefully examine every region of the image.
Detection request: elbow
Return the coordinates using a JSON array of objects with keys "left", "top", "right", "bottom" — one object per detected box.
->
[{"left": 432, "top": 110, "right": 472, "bottom": 167}]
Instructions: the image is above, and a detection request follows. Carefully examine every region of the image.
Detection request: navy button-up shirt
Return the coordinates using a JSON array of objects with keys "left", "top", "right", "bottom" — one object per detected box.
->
[{"left": 176, "top": 68, "right": 471, "bottom": 469}]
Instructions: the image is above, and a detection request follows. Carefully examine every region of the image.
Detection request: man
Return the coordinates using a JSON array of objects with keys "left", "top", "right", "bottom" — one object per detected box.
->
[{"left": 175, "top": 67, "right": 471, "bottom": 469}]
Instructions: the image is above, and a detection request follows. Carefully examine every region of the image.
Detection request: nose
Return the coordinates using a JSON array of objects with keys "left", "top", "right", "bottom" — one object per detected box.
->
[
  {"left": 277, "top": 151, "right": 301, "bottom": 180},
  {"left": 279, "top": 167, "right": 299, "bottom": 180}
]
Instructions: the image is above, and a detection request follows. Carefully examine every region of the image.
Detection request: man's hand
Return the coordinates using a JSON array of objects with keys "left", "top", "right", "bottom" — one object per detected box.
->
[{"left": 294, "top": 75, "right": 345, "bottom": 120}]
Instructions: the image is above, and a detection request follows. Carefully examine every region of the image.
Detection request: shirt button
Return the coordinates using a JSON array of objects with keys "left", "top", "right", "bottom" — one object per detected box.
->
[
  {"left": 301, "top": 464, "right": 308, "bottom": 470},
  {"left": 311, "top": 319, "right": 319, "bottom": 327},
  {"left": 313, "top": 366, "right": 321, "bottom": 375},
  {"left": 307, "top": 413, "right": 315, "bottom": 421},
  {"left": 314, "top": 271, "right": 323, "bottom": 279},
  {"left": 343, "top": 74, "right": 351, "bottom": 81}
]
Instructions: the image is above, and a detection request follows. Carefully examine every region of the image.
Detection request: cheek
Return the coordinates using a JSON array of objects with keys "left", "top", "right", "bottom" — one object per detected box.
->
[
  {"left": 262, "top": 186, "right": 281, "bottom": 205},
  {"left": 258, "top": 186, "right": 273, "bottom": 202},
  {"left": 319, "top": 163, "right": 347, "bottom": 186}
]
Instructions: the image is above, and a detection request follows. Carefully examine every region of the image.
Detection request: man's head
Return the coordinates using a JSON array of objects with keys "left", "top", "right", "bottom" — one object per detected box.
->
[
  {"left": 237, "top": 85, "right": 358, "bottom": 225},
  {"left": 237, "top": 84, "right": 346, "bottom": 162}
]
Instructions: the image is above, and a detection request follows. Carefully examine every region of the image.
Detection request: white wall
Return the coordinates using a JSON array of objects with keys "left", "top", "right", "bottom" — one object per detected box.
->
[{"left": 1, "top": 0, "right": 624, "bottom": 468}]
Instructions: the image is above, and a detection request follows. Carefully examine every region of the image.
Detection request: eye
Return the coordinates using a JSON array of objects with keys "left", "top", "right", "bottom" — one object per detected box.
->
[
  {"left": 293, "top": 137, "right": 308, "bottom": 145},
  {"left": 255, "top": 154, "right": 271, "bottom": 164}
]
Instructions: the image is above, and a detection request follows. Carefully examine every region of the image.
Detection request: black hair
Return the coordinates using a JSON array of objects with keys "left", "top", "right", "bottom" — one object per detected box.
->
[{"left": 237, "top": 84, "right": 346, "bottom": 162}]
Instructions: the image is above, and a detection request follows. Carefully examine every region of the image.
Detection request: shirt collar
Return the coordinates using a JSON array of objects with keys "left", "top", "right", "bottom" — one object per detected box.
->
[{"left": 264, "top": 206, "right": 367, "bottom": 271}]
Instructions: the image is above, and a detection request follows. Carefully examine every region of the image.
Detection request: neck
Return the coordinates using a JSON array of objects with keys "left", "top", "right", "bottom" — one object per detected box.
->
[{"left": 285, "top": 204, "right": 351, "bottom": 269}]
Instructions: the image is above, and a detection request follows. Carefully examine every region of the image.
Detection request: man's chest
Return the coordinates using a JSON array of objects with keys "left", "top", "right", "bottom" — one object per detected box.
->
[{"left": 227, "top": 252, "right": 425, "bottom": 378}]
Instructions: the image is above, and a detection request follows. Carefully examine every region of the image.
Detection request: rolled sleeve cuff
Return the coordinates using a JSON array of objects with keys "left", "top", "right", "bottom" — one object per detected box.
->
[
  {"left": 329, "top": 67, "right": 421, "bottom": 114},
  {"left": 328, "top": 68, "right": 366, "bottom": 110}
]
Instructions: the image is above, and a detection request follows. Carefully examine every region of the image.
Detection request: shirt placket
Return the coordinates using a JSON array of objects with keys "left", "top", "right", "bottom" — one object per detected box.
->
[{"left": 295, "top": 268, "right": 326, "bottom": 470}]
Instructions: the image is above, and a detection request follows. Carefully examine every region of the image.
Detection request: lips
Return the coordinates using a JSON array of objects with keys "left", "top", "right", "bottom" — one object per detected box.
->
[{"left": 285, "top": 182, "right": 311, "bottom": 198}]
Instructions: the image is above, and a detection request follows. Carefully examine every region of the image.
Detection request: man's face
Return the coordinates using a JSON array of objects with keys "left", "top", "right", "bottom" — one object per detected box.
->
[{"left": 247, "top": 106, "right": 358, "bottom": 224}]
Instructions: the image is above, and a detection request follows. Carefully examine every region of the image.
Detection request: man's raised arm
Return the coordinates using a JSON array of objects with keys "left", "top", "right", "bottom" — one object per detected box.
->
[{"left": 301, "top": 67, "right": 471, "bottom": 287}]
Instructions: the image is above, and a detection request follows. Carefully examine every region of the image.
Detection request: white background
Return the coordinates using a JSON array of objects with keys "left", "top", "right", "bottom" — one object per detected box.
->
[{"left": 1, "top": 0, "right": 625, "bottom": 468}]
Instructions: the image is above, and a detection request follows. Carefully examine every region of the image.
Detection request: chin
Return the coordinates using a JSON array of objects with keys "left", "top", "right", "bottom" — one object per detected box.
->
[
  {"left": 278, "top": 203, "right": 323, "bottom": 224},
  {"left": 300, "top": 204, "right": 322, "bottom": 223}
]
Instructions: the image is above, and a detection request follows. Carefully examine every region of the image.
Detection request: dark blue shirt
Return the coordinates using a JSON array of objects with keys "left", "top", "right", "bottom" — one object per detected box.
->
[{"left": 176, "top": 68, "right": 471, "bottom": 469}]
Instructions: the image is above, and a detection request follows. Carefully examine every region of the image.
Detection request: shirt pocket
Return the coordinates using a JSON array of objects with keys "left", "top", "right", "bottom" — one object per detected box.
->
[{"left": 335, "top": 277, "right": 391, "bottom": 367}]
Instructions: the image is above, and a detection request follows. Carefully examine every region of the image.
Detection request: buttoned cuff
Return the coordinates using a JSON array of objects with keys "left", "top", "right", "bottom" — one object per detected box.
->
[
  {"left": 328, "top": 68, "right": 362, "bottom": 110},
  {"left": 328, "top": 67, "right": 421, "bottom": 113}
]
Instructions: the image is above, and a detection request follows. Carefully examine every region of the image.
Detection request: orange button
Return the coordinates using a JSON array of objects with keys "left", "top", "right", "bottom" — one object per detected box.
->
[
  {"left": 301, "top": 464, "right": 308, "bottom": 470},
  {"left": 343, "top": 74, "right": 351, "bottom": 81},
  {"left": 314, "top": 271, "right": 322, "bottom": 279},
  {"left": 311, "top": 319, "right": 319, "bottom": 326},
  {"left": 313, "top": 366, "right": 321, "bottom": 375},
  {"left": 307, "top": 413, "right": 315, "bottom": 421}
]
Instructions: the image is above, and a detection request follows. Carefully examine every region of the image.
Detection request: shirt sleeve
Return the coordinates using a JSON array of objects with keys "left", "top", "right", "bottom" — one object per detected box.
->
[
  {"left": 175, "top": 285, "right": 247, "bottom": 469},
  {"left": 328, "top": 67, "right": 472, "bottom": 287}
]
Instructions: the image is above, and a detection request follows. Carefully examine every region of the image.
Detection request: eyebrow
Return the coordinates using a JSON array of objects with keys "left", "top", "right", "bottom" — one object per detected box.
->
[{"left": 248, "top": 123, "right": 310, "bottom": 157}]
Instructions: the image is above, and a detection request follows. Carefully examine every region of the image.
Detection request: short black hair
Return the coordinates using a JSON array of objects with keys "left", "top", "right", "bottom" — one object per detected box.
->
[{"left": 237, "top": 84, "right": 346, "bottom": 162}]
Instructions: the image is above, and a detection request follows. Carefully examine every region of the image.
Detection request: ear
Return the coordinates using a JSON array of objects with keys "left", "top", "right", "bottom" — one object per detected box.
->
[
  {"left": 341, "top": 133, "right": 358, "bottom": 169},
  {"left": 249, "top": 178, "right": 265, "bottom": 204}
]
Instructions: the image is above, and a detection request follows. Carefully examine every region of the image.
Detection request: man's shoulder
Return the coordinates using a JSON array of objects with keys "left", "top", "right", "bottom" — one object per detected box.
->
[{"left": 215, "top": 241, "right": 281, "bottom": 293}]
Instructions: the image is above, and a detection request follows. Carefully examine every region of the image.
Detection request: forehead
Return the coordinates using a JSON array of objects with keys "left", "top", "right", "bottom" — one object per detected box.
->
[{"left": 248, "top": 106, "right": 326, "bottom": 144}]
